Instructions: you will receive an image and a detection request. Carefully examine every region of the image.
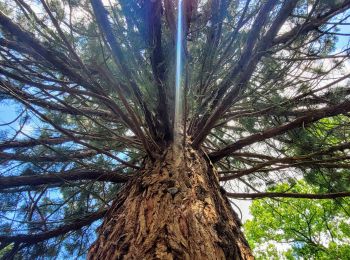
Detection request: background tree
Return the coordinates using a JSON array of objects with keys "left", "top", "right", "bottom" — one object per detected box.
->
[
  {"left": 245, "top": 181, "right": 350, "bottom": 259},
  {"left": 0, "top": 0, "right": 350, "bottom": 258}
]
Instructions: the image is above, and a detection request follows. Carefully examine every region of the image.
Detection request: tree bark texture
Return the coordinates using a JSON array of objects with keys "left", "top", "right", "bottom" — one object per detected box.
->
[{"left": 88, "top": 145, "right": 253, "bottom": 259}]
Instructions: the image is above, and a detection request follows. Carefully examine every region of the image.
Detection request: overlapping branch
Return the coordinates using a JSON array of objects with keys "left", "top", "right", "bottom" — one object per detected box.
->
[{"left": 0, "top": 210, "right": 107, "bottom": 244}]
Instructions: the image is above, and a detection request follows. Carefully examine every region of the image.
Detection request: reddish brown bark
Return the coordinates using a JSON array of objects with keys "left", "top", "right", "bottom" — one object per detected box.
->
[{"left": 88, "top": 145, "right": 253, "bottom": 259}]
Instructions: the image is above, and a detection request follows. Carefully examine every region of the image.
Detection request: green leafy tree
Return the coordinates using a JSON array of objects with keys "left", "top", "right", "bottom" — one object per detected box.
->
[
  {"left": 0, "top": 0, "right": 349, "bottom": 258},
  {"left": 245, "top": 181, "right": 350, "bottom": 259}
]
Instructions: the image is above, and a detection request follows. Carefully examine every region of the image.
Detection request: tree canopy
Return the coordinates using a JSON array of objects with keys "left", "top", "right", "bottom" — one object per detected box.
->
[{"left": 0, "top": 0, "right": 349, "bottom": 258}]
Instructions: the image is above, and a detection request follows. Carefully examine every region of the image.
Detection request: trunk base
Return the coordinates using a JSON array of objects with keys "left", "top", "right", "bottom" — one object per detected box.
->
[{"left": 88, "top": 145, "right": 253, "bottom": 259}]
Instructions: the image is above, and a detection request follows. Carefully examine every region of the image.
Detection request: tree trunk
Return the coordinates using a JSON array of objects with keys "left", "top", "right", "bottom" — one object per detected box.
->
[{"left": 88, "top": 145, "right": 253, "bottom": 259}]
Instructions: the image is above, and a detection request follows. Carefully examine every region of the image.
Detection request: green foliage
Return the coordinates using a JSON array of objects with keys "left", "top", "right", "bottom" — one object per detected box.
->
[
  {"left": 284, "top": 115, "right": 350, "bottom": 193},
  {"left": 0, "top": 244, "right": 13, "bottom": 259},
  {"left": 245, "top": 180, "right": 350, "bottom": 259}
]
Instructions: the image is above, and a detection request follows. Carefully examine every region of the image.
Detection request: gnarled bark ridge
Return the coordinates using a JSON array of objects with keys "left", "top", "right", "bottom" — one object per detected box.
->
[{"left": 88, "top": 145, "right": 253, "bottom": 259}]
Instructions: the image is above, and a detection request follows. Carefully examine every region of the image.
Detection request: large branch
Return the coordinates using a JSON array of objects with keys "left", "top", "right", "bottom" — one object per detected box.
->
[
  {"left": 219, "top": 142, "right": 350, "bottom": 181},
  {"left": 0, "top": 10, "right": 92, "bottom": 90},
  {"left": 192, "top": 0, "right": 279, "bottom": 136},
  {"left": 274, "top": 0, "right": 350, "bottom": 45},
  {"left": 90, "top": 0, "right": 157, "bottom": 142},
  {"left": 0, "top": 134, "right": 119, "bottom": 151},
  {"left": 0, "top": 80, "right": 139, "bottom": 168},
  {"left": 0, "top": 81, "right": 115, "bottom": 119},
  {"left": 0, "top": 169, "right": 130, "bottom": 189},
  {"left": 220, "top": 158, "right": 350, "bottom": 181},
  {"left": 192, "top": 1, "right": 350, "bottom": 148},
  {"left": 226, "top": 191, "right": 350, "bottom": 199},
  {"left": 209, "top": 100, "right": 350, "bottom": 162},
  {"left": 0, "top": 66, "right": 116, "bottom": 104},
  {"left": 192, "top": 0, "right": 298, "bottom": 148},
  {"left": 0, "top": 11, "right": 136, "bottom": 134},
  {"left": 0, "top": 210, "right": 107, "bottom": 244},
  {"left": 0, "top": 149, "right": 103, "bottom": 163},
  {"left": 145, "top": 0, "right": 171, "bottom": 141},
  {"left": 217, "top": 73, "right": 350, "bottom": 125},
  {"left": 0, "top": 137, "right": 71, "bottom": 150}
]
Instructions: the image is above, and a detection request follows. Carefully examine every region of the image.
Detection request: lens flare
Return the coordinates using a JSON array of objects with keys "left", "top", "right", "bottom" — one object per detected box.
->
[{"left": 174, "top": 0, "right": 183, "bottom": 146}]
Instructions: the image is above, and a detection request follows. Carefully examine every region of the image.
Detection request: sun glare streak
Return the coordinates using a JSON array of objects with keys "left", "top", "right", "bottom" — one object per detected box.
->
[{"left": 174, "top": 0, "right": 183, "bottom": 146}]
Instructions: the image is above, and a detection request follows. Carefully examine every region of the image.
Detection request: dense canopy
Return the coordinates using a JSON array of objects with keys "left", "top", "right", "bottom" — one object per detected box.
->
[{"left": 0, "top": 0, "right": 349, "bottom": 258}]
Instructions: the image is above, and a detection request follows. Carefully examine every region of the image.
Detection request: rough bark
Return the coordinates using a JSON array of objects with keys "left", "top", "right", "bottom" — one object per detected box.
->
[{"left": 88, "top": 145, "right": 253, "bottom": 259}]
